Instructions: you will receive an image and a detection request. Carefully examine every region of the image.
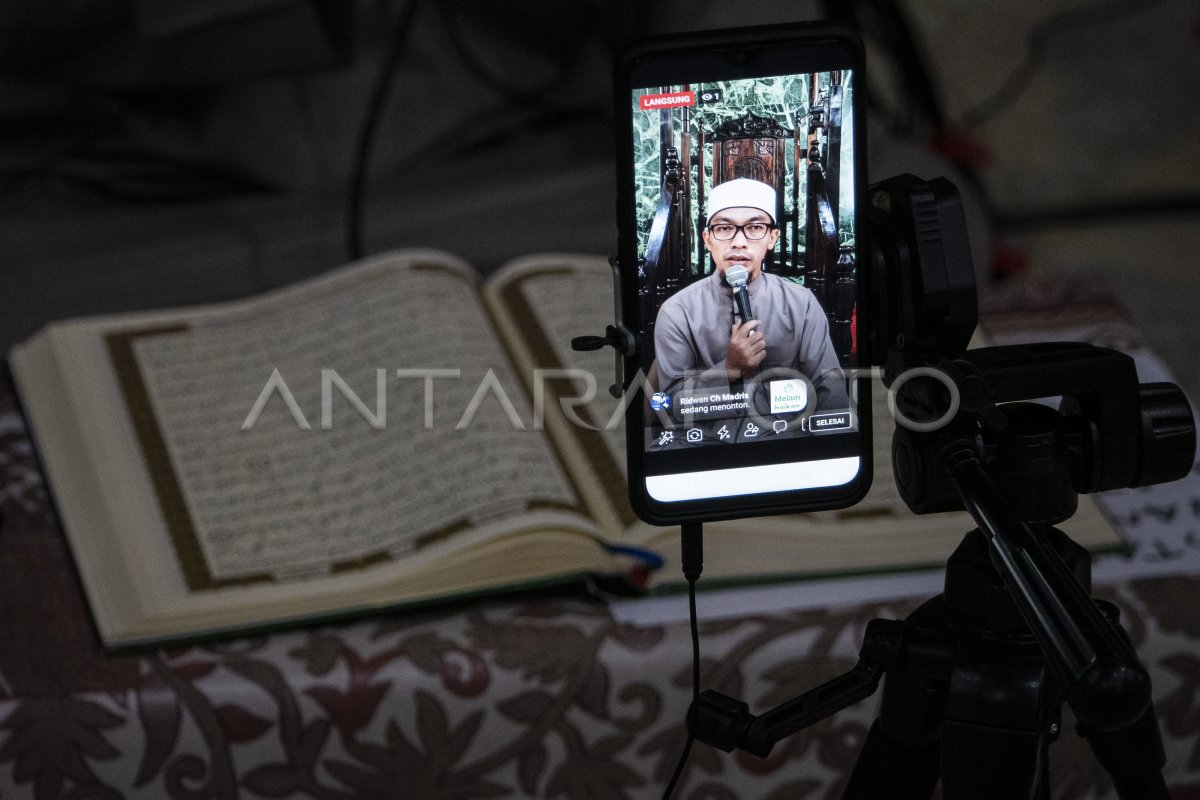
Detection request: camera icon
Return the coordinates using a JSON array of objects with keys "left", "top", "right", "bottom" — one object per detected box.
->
[{"left": 686, "top": 428, "right": 703, "bottom": 443}]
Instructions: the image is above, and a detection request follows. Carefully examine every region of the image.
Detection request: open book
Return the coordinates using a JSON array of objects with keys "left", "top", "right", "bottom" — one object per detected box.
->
[{"left": 9, "top": 250, "right": 1123, "bottom": 648}]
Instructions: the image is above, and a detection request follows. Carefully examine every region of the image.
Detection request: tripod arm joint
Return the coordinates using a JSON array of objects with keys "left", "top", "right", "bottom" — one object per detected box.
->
[{"left": 687, "top": 620, "right": 909, "bottom": 759}]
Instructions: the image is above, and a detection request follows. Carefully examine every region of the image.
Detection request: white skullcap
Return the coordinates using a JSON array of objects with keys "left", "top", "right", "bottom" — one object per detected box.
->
[{"left": 706, "top": 178, "right": 776, "bottom": 224}]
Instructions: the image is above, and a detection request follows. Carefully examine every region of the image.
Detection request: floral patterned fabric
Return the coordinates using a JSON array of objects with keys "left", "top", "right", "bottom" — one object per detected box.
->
[{"left": 3, "top": 281, "right": 1200, "bottom": 799}]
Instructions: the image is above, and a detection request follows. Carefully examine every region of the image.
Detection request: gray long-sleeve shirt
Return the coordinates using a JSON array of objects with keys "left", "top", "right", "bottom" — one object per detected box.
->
[{"left": 653, "top": 270, "right": 849, "bottom": 411}]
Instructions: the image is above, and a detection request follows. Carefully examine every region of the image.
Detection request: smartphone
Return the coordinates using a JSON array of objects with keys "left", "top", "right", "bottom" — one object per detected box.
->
[{"left": 615, "top": 21, "right": 871, "bottom": 525}]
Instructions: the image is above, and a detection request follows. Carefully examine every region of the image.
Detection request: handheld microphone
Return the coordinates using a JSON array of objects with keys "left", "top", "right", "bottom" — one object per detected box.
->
[{"left": 725, "top": 265, "right": 754, "bottom": 330}]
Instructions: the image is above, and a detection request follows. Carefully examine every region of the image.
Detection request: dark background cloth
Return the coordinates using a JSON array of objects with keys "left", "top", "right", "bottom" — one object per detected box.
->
[{"left": 1, "top": 1, "right": 1197, "bottom": 398}]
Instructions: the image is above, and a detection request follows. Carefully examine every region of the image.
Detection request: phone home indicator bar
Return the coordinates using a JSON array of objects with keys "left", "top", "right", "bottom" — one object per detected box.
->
[{"left": 646, "top": 456, "right": 861, "bottom": 502}]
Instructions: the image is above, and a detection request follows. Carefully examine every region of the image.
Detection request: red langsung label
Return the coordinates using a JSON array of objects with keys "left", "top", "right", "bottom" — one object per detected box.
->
[{"left": 639, "top": 91, "right": 696, "bottom": 110}]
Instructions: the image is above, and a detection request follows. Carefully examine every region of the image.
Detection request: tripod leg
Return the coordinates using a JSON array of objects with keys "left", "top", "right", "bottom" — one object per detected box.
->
[
  {"left": 849, "top": 592, "right": 1059, "bottom": 800},
  {"left": 844, "top": 659, "right": 1054, "bottom": 800},
  {"left": 938, "top": 627, "right": 1059, "bottom": 800},
  {"left": 1079, "top": 702, "right": 1170, "bottom": 800},
  {"left": 940, "top": 718, "right": 1050, "bottom": 800},
  {"left": 844, "top": 601, "right": 947, "bottom": 800},
  {"left": 843, "top": 689, "right": 941, "bottom": 800}
]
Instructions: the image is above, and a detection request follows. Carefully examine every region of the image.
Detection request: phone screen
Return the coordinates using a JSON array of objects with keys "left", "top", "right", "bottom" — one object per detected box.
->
[{"left": 617, "top": 26, "right": 869, "bottom": 522}]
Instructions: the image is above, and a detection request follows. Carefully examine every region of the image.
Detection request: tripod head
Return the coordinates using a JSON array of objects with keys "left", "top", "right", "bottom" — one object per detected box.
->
[
  {"left": 864, "top": 174, "right": 1196, "bottom": 515},
  {"left": 891, "top": 343, "right": 1197, "bottom": 521}
]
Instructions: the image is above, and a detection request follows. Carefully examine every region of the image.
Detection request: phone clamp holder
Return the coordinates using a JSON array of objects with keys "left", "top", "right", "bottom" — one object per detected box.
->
[{"left": 570, "top": 256, "right": 638, "bottom": 398}]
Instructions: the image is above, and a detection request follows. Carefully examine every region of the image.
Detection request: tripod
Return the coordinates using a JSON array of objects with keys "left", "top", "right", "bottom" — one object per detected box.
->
[{"left": 687, "top": 349, "right": 1194, "bottom": 798}]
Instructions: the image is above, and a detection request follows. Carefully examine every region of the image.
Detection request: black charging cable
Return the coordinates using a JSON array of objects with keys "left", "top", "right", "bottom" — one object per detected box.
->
[
  {"left": 346, "top": 0, "right": 421, "bottom": 262},
  {"left": 661, "top": 520, "right": 704, "bottom": 799}
]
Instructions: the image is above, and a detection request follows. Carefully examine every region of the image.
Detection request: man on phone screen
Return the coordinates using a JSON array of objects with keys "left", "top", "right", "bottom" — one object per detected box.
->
[{"left": 653, "top": 177, "right": 848, "bottom": 411}]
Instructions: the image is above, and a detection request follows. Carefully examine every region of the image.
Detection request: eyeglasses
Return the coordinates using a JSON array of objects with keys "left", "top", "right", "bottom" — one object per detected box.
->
[{"left": 707, "top": 222, "right": 775, "bottom": 241}]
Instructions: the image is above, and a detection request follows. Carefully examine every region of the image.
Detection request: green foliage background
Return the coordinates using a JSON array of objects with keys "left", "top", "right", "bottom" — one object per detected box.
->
[{"left": 631, "top": 70, "right": 855, "bottom": 273}]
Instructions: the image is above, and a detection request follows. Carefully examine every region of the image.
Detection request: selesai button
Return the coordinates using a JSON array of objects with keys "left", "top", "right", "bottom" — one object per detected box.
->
[{"left": 809, "top": 412, "right": 851, "bottom": 432}]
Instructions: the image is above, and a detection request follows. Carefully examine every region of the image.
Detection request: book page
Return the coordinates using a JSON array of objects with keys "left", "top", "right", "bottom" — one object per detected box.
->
[{"left": 111, "top": 256, "right": 587, "bottom": 587}]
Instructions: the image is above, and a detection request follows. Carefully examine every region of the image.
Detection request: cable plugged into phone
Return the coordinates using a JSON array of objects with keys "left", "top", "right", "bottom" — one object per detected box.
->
[{"left": 660, "top": 521, "right": 704, "bottom": 800}]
